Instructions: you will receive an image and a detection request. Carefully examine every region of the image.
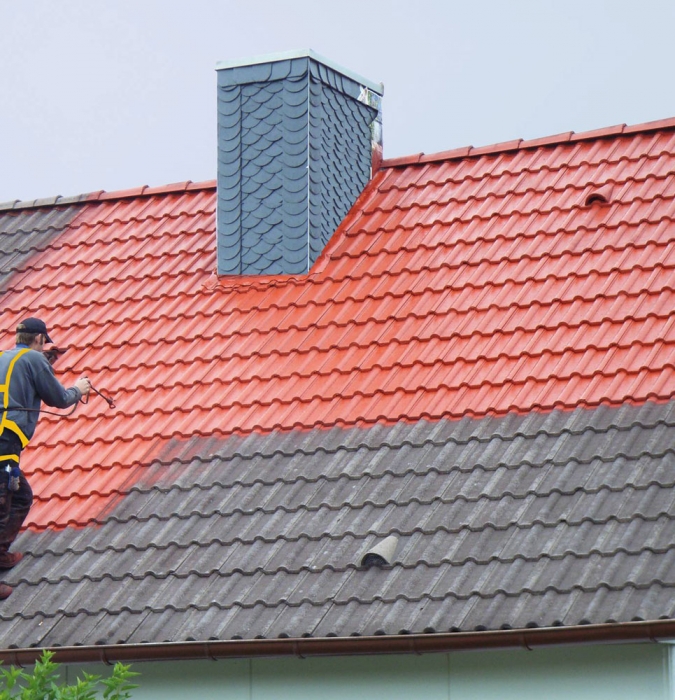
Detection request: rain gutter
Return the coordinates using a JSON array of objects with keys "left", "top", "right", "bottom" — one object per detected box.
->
[{"left": 3, "top": 620, "right": 675, "bottom": 667}]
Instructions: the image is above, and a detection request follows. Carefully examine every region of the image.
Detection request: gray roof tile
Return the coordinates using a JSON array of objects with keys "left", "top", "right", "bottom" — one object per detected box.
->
[{"left": 2, "top": 310, "right": 675, "bottom": 649}]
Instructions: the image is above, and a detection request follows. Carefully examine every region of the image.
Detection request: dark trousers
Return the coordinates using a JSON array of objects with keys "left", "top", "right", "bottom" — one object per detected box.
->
[{"left": 0, "top": 434, "right": 33, "bottom": 552}]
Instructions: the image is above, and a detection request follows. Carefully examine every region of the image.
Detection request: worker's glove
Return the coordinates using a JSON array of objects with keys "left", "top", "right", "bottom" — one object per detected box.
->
[{"left": 75, "top": 377, "right": 91, "bottom": 396}]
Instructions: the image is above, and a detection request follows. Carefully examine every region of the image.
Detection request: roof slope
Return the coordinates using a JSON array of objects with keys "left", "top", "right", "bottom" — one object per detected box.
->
[{"left": 1, "top": 119, "right": 675, "bottom": 654}]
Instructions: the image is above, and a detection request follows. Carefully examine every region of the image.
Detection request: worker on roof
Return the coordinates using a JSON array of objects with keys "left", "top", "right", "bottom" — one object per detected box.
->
[{"left": 0, "top": 318, "right": 90, "bottom": 599}]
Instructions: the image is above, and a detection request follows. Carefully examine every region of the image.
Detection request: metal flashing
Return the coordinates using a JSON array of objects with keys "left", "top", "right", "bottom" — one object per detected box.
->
[{"left": 216, "top": 49, "right": 384, "bottom": 95}]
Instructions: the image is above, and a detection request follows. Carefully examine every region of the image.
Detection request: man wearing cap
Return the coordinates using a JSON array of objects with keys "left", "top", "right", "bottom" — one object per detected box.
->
[{"left": 0, "top": 318, "right": 91, "bottom": 599}]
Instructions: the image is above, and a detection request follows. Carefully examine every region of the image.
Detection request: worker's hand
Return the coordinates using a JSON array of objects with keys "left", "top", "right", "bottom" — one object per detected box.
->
[{"left": 75, "top": 377, "right": 91, "bottom": 396}]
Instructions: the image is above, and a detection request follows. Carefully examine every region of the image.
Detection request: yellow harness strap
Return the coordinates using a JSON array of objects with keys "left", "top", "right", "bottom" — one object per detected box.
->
[{"left": 0, "top": 349, "right": 31, "bottom": 448}]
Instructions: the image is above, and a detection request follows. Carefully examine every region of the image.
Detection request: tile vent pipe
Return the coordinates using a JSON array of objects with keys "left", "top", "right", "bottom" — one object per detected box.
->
[
  {"left": 585, "top": 184, "right": 613, "bottom": 206},
  {"left": 361, "top": 534, "right": 399, "bottom": 568}
]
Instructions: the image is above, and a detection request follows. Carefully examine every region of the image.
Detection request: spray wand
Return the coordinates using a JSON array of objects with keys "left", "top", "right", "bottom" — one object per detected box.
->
[
  {"left": 44, "top": 347, "right": 116, "bottom": 412},
  {"left": 88, "top": 383, "right": 116, "bottom": 409}
]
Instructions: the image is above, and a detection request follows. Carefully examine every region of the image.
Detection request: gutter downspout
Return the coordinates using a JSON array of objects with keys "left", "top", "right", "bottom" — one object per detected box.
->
[{"left": 3, "top": 620, "right": 675, "bottom": 667}]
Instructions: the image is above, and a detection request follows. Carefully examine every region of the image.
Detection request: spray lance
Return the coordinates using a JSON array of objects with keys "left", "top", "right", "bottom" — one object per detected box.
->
[
  {"left": 43, "top": 346, "right": 116, "bottom": 412},
  {"left": 88, "top": 384, "right": 115, "bottom": 409}
]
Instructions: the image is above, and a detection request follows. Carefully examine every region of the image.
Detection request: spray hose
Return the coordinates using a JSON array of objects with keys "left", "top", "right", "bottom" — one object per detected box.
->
[{"left": 8, "top": 383, "right": 116, "bottom": 417}]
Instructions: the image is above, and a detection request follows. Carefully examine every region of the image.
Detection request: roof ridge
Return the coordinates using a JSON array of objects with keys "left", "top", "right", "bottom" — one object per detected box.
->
[
  {"left": 5, "top": 116, "right": 675, "bottom": 210},
  {"left": 381, "top": 116, "right": 675, "bottom": 169},
  {"left": 0, "top": 179, "right": 217, "bottom": 213}
]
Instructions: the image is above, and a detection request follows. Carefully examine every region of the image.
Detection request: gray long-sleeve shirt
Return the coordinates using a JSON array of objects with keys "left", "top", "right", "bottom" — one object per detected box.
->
[{"left": 0, "top": 346, "right": 82, "bottom": 443}]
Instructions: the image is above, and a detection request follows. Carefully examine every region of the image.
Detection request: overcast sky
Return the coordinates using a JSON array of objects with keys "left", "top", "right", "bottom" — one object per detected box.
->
[{"left": 1, "top": 0, "right": 674, "bottom": 203}]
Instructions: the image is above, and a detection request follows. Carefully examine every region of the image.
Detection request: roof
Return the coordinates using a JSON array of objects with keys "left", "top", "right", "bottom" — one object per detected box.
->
[{"left": 1, "top": 116, "right": 675, "bottom": 661}]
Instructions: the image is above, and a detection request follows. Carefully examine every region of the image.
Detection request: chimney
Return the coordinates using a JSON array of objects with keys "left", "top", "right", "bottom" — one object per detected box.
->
[{"left": 216, "top": 50, "right": 383, "bottom": 276}]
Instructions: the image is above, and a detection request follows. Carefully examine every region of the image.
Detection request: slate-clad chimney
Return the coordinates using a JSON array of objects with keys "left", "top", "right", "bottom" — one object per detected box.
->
[{"left": 216, "top": 50, "right": 383, "bottom": 276}]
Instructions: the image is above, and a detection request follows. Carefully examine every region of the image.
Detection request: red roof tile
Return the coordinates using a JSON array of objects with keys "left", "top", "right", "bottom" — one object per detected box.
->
[{"left": 1, "top": 123, "right": 675, "bottom": 540}]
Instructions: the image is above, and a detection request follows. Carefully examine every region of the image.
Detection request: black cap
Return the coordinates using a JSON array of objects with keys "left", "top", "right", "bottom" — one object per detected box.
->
[{"left": 17, "top": 318, "right": 53, "bottom": 343}]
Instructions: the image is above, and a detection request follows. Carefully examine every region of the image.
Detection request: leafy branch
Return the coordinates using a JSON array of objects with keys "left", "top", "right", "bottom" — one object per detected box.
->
[{"left": 0, "top": 650, "right": 139, "bottom": 700}]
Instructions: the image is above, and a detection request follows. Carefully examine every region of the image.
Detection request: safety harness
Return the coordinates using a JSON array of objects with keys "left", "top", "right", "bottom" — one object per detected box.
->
[
  {"left": 0, "top": 349, "right": 31, "bottom": 462},
  {"left": 0, "top": 349, "right": 113, "bottom": 469}
]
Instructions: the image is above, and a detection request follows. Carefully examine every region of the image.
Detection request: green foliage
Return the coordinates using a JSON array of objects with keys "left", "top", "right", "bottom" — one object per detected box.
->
[{"left": 0, "top": 650, "right": 139, "bottom": 700}]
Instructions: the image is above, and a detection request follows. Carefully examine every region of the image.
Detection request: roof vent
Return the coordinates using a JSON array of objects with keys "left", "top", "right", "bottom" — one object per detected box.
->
[
  {"left": 360, "top": 534, "right": 399, "bottom": 568},
  {"left": 584, "top": 184, "right": 613, "bottom": 206}
]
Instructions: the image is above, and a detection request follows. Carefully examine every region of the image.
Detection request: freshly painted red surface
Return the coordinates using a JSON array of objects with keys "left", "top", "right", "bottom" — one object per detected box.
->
[{"left": 2, "top": 122, "right": 675, "bottom": 530}]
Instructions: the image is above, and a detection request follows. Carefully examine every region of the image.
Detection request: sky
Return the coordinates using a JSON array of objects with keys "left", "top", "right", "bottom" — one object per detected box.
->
[{"left": 1, "top": 0, "right": 675, "bottom": 203}]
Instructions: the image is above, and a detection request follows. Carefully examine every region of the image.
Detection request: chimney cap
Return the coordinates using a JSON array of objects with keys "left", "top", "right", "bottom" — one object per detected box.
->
[{"left": 215, "top": 49, "right": 384, "bottom": 96}]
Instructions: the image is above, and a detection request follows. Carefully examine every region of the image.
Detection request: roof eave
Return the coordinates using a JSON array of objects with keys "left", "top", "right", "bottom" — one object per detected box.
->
[{"left": 4, "top": 620, "right": 675, "bottom": 667}]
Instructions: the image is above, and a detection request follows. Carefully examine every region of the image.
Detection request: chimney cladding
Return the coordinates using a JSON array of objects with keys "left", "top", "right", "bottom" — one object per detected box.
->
[{"left": 216, "top": 50, "right": 383, "bottom": 276}]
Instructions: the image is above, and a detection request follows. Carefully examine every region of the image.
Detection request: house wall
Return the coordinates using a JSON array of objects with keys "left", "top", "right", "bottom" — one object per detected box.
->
[{"left": 64, "top": 643, "right": 673, "bottom": 700}]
